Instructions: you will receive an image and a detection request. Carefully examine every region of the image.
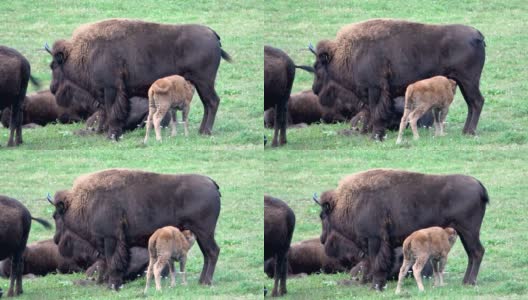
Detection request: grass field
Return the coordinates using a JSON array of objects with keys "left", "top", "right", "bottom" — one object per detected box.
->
[
  {"left": 261, "top": 0, "right": 528, "bottom": 299},
  {"left": 0, "top": 0, "right": 527, "bottom": 299}
]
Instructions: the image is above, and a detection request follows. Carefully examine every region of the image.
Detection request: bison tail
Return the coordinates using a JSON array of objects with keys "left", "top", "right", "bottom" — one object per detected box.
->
[
  {"left": 209, "top": 177, "right": 221, "bottom": 197},
  {"left": 295, "top": 65, "right": 315, "bottom": 73},
  {"left": 221, "top": 49, "right": 232, "bottom": 63},
  {"left": 32, "top": 217, "right": 52, "bottom": 229},
  {"left": 477, "top": 179, "right": 490, "bottom": 205},
  {"left": 29, "top": 75, "right": 40, "bottom": 88}
]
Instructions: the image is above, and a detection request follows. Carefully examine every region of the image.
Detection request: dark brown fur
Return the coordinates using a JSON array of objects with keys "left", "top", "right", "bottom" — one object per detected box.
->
[
  {"left": 0, "top": 90, "right": 97, "bottom": 128},
  {"left": 318, "top": 169, "right": 488, "bottom": 291},
  {"left": 311, "top": 19, "right": 486, "bottom": 140},
  {"left": 49, "top": 19, "right": 231, "bottom": 140},
  {"left": 264, "top": 195, "right": 296, "bottom": 297},
  {"left": 0, "top": 195, "right": 50, "bottom": 296},
  {"left": 0, "top": 239, "right": 81, "bottom": 277},
  {"left": 264, "top": 237, "right": 350, "bottom": 277},
  {"left": 0, "top": 46, "right": 39, "bottom": 146},
  {"left": 51, "top": 169, "right": 221, "bottom": 290}
]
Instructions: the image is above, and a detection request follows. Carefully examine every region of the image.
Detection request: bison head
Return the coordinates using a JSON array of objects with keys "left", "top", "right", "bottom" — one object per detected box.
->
[
  {"left": 50, "top": 190, "right": 68, "bottom": 246},
  {"left": 310, "top": 40, "right": 336, "bottom": 97},
  {"left": 315, "top": 190, "right": 336, "bottom": 245},
  {"left": 46, "top": 40, "right": 71, "bottom": 94}
]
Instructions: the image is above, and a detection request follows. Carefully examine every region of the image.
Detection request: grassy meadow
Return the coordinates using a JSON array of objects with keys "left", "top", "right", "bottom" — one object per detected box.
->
[
  {"left": 0, "top": 0, "right": 527, "bottom": 299},
  {"left": 262, "top": 0, "right": 528, "bottom": 299}
]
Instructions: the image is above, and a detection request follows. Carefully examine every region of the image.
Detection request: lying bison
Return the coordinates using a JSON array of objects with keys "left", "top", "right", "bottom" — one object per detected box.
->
[
  {"left": 46, "top": 18, "right": 231, "bottom": 140},
  {"left": 264, "top": 195, "right": 296, "bottom": 296},
  {"left": 84, "top": 97, "right": 170, "bottom": 134},
  {"left": 0, "top": 90, "right": 97, "bottom": 128},
  {"left": 264, "top": 90, "right": 353, "bottom": 128},
  {"left": 264, "top": 46, "right": 312, "bottom": 147},
  {"left": 0, "top": 239, "right": 82, "bottom": 277},
  {"left": 0, "top": 195, "right": 51, "bottom": 296},
  {"left": 0, "top": 46, "right": 39, "bottom": 146},
  {"left": 50, "top": 169, "right": 221, "bottom": 289},
  {"left": 264, "top": 237, "right": 350, "bottom": 278},
  {"left": 316, "top": 169, "right": 488, "bottom": 291},
  {"left": 310, "top": 19, "right": 486, "bottom": 140}
]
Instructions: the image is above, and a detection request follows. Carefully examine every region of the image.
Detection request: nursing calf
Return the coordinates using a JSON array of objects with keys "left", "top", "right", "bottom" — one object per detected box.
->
[
  {"left": 396, "top": 227, "right": 458, "bottom": 294},
  {"left": 396, "top": 76, "right": 457, "bottom": 144},
  {"left": 144, "top": 75, "right": 195, "bottom": 143}
]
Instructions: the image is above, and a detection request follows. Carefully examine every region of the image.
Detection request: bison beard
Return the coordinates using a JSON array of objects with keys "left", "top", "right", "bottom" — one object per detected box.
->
[
  {"left": 51, "top": 169, "right": 221, "bottom": 290},
  {"left": 311, "top": 19, "right": 486, "bottom": 140},
  {"left": 317, "top": 169, "right": 488, "bottom": 291},
  {"left": 47, "top": 19, "right": 231, "bottom": 140}
]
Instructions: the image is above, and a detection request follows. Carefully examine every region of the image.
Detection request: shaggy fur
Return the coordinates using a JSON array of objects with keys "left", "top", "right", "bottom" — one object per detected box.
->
[
  {"left": 144, "top": 75, "right": 195, "bottom": 143},
  {"left": 144, "top": 227, "right": 195, "bottom": 293},
  {"left": 49, "top": 18, "right": 231, "bottom": 140},
  {"left": 318, "top": 169, "right": 488, "bottom": 290},
  {"left": 264, "top": 195, "right": 296, "bottom": 297},
  {"left": 396, "top": 76, "right": 457, "bottom": 143},
  {"left": 396, "top": 227, "right": 457, "bottom": 294},
  {"left": 311, "top": 18, "right": 486, "bottom": 140},
  {"left": 52, "top": 169, "right": 221, "bottom": 289}
]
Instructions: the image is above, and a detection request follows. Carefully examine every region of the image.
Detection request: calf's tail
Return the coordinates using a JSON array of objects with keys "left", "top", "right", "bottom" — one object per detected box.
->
[{"left": 29, "top": 75, "right": 40, "bottom": 88}]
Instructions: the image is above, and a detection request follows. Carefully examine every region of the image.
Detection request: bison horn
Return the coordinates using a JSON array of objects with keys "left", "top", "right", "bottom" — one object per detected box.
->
[
  {"left": 44, "top": 42, "right": 52, "bottom": 54},
  {"left": 312, "top": 192, "right": 320, "bottom": 205},
  {"left": 47, "top": 193, "right": 55, "bottom": 206},
  {"left": 308, "top": 43, "right": 316, "bottom": 55}
]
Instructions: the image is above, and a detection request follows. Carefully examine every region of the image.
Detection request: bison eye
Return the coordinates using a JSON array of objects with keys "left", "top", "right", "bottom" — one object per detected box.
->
[{"left": 323, "top": 203, "right": 331, "bottom": 214}]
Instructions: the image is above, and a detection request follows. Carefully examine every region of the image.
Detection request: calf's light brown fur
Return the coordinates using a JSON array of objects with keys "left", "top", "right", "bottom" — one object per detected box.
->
[
  {"left": 396, "top": 76, "right": 457, "bottom": 144},
  {"left": 395, "top": 226, "right": 457, "bottom": 294},
  {"left": 144, "top": 227, "right": 195, "bottom": 294},
  {"left": 144, "top": 75, "right": 195, "bottom": 143}
]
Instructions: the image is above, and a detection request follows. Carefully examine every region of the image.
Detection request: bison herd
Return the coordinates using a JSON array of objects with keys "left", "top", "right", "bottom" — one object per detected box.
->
[
  {"left": 264, "top": 18, "right": 486, "bottom": 146},
  {"left": 0, "top": 18, "right": 232, "bottom": 147},
  {"left": 0, "top": 169, "right": 221, "bottom": 297},
  {"left": 265, "top": 168, "right": 488, "bottom": 296}
]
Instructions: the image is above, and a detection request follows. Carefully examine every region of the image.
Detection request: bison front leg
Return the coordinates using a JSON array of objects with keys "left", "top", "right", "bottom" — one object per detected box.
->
[
  {"left": 368, "top": 236, "right": 392, "bottom": 291},
  {"left": 103, "top": 237, "right": 129, "bottom": 290},
  {"left": 368, "top": 87, "right": 391, "bottom": 141},
  {"left": 104, "top": 85, "right": 129, "bottom": 141}
]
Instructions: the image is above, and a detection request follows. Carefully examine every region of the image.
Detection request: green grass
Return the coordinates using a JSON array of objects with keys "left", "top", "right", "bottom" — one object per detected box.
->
[
  {"left": 261, "top": 0, "right": 528, "bottom": 299},
  {"left": 1, "top": 0, "right": 527, "bottom": 299}
]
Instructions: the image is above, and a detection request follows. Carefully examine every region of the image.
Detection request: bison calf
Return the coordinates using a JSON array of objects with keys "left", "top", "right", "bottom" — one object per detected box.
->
[
  {"left": 0, "top": 195, "right": 51, "bottom": 297},
  {"left": 144, "top": 227, "right": 195, "bottom": 293},
  {"left": 396, "top": 76, "right": 457, "bottom": 144},
  {"left": 264, "top": 195, "right": 296, "bottom": 297},
  {"left": 144, "top": 75, "right": 195, "bottom": 143},
  {"left": 395, "top": 227, "right": 457, "bottom": 294}
]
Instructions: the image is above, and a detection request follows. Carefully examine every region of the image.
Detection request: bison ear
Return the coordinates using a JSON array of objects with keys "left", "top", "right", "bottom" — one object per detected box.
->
[
  {"left": 55, "top": 52, "right": 66, "bottom": 65},
  {"left": 57, "top": 201, "right": 66, "bottom": 215},
  {"left": 319, "top": 52, "right": 331, "bottom": 66}
]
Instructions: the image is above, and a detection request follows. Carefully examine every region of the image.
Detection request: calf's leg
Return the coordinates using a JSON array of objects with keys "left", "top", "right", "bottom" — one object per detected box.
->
[
  {"left": 169, "top": 109, "right": 177, "bottom": 137},
  {"left": 412, "top": 255, "right": 428, "bottom": 292},
  {"left": 144, "top": 257, "right": 155, "bottom": 294},
  {"left": 180, "top": 256, "right": 187, "bottom": 285},
  {"left": 396, "top": 108, "right": 411, "bottom": 144},
  {"left": 395, "top": 258, "right": 413, "bottom": 294}
]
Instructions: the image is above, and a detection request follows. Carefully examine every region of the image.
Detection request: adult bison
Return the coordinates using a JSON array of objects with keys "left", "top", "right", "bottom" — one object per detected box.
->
[
  {"left": 0, "top": 46, "right": 39, "bottom": 146},
  {"left": 315, "top": 169, "right": 488, "bottom": 291},
  {"left": 46, "top": 18, "right": 231, "bottom": 140},
  {"left": 264, "top": 195, "right": 295, "bottom": 296},
  {"left": 264, "top": 46, "right": 312, "bottom": 147},
  {"left": 1, "top": 90, "right": 97, "bottom": 128},
  {"left": 0, "top": 195, "right": 51, "bottom": 297},
  {"left": 310, "top": 19, "right": 486, "bottom": 140},
  {"left": 49, "top": 169, "right": 221, "bottom": 290}
]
